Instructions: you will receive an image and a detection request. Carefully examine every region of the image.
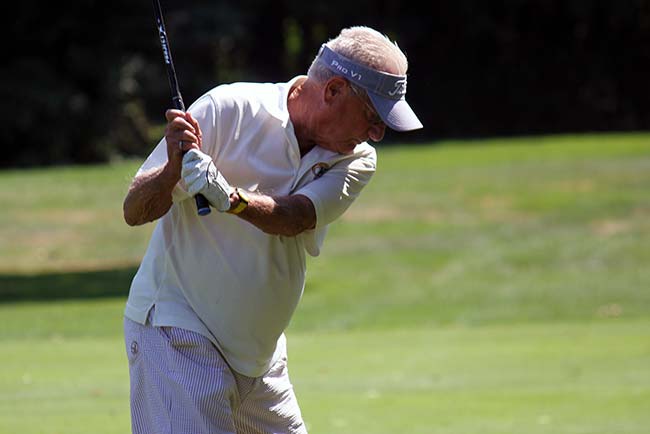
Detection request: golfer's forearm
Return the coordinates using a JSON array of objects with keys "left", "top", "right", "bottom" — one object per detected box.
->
[
  {"left": 234, "top": 193, "right": 316, "bottom": 237},
  {"left": 123, "top": 164, "right": 178, "bottom": 226}
]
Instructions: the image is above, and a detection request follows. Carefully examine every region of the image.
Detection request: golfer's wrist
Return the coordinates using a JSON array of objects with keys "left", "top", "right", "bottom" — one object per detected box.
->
[
  {"left": 227, "top": 191, "right": 241, "bottom": 213},
  {"left": 162, "top": 160, "right": 181, "bottom": 187}
]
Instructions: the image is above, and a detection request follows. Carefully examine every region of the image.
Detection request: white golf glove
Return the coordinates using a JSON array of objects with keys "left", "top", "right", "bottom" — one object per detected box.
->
[{"left": 181, "top": 149, "right": 233, "bottom": 212}]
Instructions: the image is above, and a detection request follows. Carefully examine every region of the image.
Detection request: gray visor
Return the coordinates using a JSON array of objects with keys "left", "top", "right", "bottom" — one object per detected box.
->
[{"left": 317, "top": 45, "right": 423, "bottom": 131}]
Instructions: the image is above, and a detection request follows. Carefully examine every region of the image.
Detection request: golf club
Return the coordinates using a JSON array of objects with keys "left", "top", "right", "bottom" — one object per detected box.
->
[{"left": 153, "top": 0, "right": 211, "bottom": 216}]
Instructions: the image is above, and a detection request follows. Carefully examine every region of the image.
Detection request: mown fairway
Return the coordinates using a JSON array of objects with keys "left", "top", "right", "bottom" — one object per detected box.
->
[{"left": 1, "top": 133, "right": 649, "bottom": 433}]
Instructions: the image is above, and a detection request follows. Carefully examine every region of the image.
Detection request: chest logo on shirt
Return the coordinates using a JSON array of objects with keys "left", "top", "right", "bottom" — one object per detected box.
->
[{"left": 311, "top": 162, "right": 331, "bottom": 179}]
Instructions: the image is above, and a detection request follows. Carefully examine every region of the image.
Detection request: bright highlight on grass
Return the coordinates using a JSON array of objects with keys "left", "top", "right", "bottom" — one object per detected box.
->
[{"left": 0, "top": 133, "right": 648, "bottom": 433}]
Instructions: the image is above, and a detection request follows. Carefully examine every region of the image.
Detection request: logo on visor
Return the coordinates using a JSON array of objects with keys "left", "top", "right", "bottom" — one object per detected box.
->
[
  {"left": 330, "top": 60, "right": 362, "bottom": 81},
  {"left": 388, "top": 78, "right": 407, "bottom": 97}
]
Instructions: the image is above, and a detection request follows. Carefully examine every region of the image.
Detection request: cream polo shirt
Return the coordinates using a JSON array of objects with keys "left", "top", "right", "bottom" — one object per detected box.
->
[{"left": 125, "top": 76, "right": 376, "bottom": 377}]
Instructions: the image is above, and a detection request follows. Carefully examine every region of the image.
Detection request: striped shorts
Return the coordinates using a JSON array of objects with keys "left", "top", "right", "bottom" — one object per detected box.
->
[{"left": 124, "top": 313, "right": 307, "bottom": 434}]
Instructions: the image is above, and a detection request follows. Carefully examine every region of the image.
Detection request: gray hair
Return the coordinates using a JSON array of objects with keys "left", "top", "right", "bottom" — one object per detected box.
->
[{"left": 307, "top": 26, "right": 409, "bottom": 86}]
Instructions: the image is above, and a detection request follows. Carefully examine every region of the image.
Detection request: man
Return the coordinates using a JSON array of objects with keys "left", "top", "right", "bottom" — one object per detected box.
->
[{"left": 122, "top": 25, "right": 422, "bottom": 434}]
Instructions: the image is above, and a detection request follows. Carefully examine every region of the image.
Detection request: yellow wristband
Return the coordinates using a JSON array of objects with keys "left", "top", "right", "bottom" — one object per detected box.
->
[{"left": 230, "top": 188, "right": 250, "bottom": 214}]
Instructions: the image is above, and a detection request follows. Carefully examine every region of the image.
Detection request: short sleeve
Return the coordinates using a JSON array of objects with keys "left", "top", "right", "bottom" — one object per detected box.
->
[{"left": 295, "top": 147, "right": 377, "bottom": 229}]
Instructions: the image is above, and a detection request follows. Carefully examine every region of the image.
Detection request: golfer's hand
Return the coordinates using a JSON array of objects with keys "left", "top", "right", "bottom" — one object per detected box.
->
[
  {"left": 181, "top": 149, "right": 233, "bottom": 212},
  {"left": 164, "top": 109, "right": 203, "bottom": 167}
]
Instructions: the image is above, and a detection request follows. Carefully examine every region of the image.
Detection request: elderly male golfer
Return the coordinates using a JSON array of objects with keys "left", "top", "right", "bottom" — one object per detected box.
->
[{"left": 123, "top": 25, "right": 422, "bottom": 434}]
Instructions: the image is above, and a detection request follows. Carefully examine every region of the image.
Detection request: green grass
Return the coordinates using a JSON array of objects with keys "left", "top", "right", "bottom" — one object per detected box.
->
[
  {"left": 0, "top": 161, "right": 151, "bottom": 273},
  {"left": 2, "top": 320, "right": 648, "bottom": 434},
  {"left": 0, "top": 132, "right": 649, "bottom": 433}
]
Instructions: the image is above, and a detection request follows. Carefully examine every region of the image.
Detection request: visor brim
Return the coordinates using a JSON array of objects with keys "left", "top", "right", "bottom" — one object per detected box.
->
[{"left": 368, "top": 93, "right": 423, "bottom": 132}]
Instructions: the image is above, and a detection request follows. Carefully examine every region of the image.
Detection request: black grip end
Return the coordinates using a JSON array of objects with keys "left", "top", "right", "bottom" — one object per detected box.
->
[{"left": 195, "top": 194, "right": 211, "bottom": 216}]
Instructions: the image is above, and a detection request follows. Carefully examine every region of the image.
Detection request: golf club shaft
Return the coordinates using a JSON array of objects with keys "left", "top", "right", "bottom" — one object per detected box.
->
[{"left": 153, "top": 0, "right": 211, "bottom": 216}]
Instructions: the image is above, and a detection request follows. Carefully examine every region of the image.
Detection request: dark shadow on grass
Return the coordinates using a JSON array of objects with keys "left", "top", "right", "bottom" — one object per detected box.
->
[{"left": 0, "top": 267, "right": 137, "bottom": 302}]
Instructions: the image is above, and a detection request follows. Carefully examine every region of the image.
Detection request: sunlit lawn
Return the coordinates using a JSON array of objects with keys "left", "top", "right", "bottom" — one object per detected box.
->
[{"left": 1, "top": 132, "right": 648, "bottom": 433}]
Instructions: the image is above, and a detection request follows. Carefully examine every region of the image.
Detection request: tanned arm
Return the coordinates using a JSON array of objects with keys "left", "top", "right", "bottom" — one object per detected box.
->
[
  {"left": 124, "top": 109, "right": 201, "bottom": 226},
  {"left": 124, "top": 108, "right": 316, "bottom": 233},
  {"left": 123, "top": 162, "right": 180, "bottom": 226},
  {"left": 229, "top": 192, "right": 316, "bottom": 237}
]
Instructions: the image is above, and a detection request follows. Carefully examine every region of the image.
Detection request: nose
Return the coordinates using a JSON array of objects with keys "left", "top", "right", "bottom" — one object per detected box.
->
[{"left": 368, "top": 123, "right": 386, "bottom": 142}]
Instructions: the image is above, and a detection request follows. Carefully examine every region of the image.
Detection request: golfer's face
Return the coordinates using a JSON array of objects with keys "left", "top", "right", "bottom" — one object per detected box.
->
[{"left": 318, "top": 85, "right": 386, "bottom": 154}]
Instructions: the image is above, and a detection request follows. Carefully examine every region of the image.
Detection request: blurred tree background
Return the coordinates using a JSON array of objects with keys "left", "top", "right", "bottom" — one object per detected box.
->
[{"left": 3, "top": 0, "right": 649, "bottom": 167}]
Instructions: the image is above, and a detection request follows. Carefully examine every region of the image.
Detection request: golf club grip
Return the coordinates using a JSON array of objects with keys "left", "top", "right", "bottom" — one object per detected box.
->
[
  {"left": 193, "top": 193, "right": 212, "bottom": 216},
  {"left": 154, "top": 0, "right": 211, "bottom": 216},
  {"left": 173, "top": 98, "right": 212, "bottom": 216}
]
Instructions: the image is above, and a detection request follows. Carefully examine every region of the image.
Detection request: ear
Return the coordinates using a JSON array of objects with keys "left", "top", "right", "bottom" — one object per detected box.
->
[{"left": 323, "top": 76, "right": 348, "bottom": 104}]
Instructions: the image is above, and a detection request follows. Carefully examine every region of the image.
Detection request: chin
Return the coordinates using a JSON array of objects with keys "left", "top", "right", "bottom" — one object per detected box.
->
[{"left": 316, "top": 140, "right": 358, "bottom": 155}]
